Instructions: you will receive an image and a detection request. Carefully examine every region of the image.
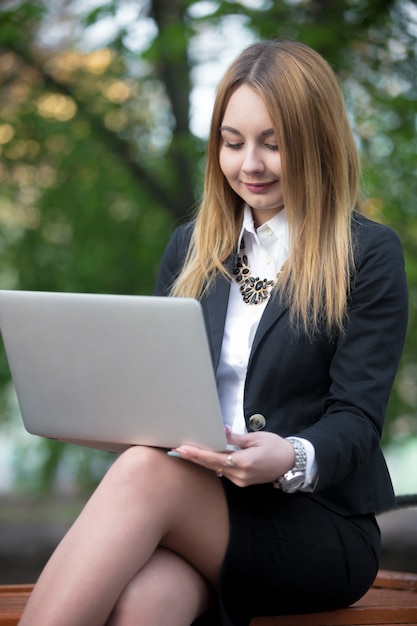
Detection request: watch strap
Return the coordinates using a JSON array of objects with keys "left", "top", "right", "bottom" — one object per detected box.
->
[
  {"left": 274, "top": 437, "right": 307, "bottom": 493},
  {"left": 287, "top": 437, "right": 307, "bottom": 470}
]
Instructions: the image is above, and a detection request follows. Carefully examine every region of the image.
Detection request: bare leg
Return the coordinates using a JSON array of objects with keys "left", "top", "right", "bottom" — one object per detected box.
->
[
  {"left": 106, "top": 547, "right": 214, "bottom": 626},
  {"left": 18, "top": 446, "right": 229, "bottom": 626}
]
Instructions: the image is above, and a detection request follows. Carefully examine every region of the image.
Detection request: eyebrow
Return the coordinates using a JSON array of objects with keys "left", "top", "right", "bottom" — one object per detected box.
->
[{"left": 219, "top": 125, "right": 275, "bottom": 137}]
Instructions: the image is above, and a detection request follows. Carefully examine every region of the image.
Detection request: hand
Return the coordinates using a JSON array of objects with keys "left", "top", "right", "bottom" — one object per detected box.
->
[{"left": 171, "top": 428, "right": 296, "bottom": 487}]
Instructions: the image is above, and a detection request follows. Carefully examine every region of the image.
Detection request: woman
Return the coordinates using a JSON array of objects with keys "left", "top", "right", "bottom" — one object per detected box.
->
[{"left": 19, "top": 40, "right": 408, "bottom": 626}]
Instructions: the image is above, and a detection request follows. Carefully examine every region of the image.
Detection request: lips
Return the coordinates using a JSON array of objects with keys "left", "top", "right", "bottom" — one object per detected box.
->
[{"left": 243, "top": 181, "right": 276, "bottom": 193}]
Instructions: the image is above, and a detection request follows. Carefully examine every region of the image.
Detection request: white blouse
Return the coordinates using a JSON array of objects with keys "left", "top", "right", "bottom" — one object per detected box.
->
[{"left": 216, "top": 205, "right": 318, "bottom": 490}]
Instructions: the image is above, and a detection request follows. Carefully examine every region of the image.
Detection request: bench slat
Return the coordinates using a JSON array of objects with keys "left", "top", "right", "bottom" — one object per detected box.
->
[
  {"left": 251, "top": 573, "right": 417, "bottom": 625},
  {"left": 375, "top": 570, "right": 417, "bottom": 592},
  {"left": 252, "top": 606, "right": 417, "bottom": 625},
  {"left": 1, "top": 572, "right": 416, "bottom": 626},
  {"left": 0, "top": 585, "right": 34, "bottom": 626}
]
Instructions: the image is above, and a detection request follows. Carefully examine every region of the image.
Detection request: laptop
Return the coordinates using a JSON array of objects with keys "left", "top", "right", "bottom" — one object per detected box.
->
[{"left": 0, "top": 290, "right": 229, "bottom": 452}]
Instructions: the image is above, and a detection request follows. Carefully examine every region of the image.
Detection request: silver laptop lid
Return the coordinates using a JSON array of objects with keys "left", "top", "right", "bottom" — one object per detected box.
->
[{"left": 0, "top": 291, "right": 228, "bottom": 452}]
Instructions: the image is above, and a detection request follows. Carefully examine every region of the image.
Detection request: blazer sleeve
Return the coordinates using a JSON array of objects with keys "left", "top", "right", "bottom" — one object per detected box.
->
[
  {"left": 154, "top": 222, "right": 194, "bottom": 296},
  {"left": 301, "top": 216, "right": 408, "bottom": 493}
]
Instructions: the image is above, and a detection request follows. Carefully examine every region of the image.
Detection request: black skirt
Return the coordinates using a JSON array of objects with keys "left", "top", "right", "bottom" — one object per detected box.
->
[{"left": 194, "top": 480, "right": 380, "bottom": 626}]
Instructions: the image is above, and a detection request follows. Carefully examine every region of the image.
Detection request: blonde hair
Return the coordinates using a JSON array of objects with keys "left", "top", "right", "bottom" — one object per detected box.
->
[{"left": 171, "top": 40, "right": 362, "bottom": 337}]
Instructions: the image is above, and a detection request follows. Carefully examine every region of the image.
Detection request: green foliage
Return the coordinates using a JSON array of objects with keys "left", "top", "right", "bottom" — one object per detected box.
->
[{"left": 0, "top": 0, "right": 416, "bottom": 492}]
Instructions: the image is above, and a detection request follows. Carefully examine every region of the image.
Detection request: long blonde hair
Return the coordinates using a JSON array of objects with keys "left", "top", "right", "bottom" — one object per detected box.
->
[{"left": 171, "top": 40, "right": 362, "bottom": 337}]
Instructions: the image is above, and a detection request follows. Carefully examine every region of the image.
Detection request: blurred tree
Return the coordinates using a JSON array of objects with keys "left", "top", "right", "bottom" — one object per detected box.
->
[{"left": 0, "top": 0, "right": 416, "bottom": 492}]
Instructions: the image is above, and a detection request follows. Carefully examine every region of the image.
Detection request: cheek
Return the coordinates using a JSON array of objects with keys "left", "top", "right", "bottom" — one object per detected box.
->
[
  {"left": 273, "top": 153, "right": 283, "bottom": 177},
  {"left": 219, "top": 149, "right": 238, "bottom": 181}
]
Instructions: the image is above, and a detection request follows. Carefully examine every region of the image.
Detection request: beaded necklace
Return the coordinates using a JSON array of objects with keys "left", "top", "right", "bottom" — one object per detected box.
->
[{"left": 233, "top": 238, "right": 276, "bottom": 305}]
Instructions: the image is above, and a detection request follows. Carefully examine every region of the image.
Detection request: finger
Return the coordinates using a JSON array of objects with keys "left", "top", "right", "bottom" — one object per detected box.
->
[
  {"left": 226, "top": 429, "right": 251, "bottom": 450},
  {"left": 172, "top": 444, "right": 237, "bottom": 478},
  {"left": 173, "top": 445, "right": 224, "bottom": 471}
]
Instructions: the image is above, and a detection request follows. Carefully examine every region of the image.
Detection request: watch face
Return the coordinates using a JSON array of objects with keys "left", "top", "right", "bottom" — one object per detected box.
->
[{"left": 278, "top": 469, "right": 306, "bottom": 493}]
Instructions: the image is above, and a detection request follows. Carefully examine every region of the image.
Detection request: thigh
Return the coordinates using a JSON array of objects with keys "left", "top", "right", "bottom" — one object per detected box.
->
[
  {"left": 109, "top": 446, "right": 230, "bottom": 587},
  {"left": 18, "top": 446, "right": 230, "bottom": 626},
  {"left": 107, "top": 547, "right": 213, "bottom": 626}
]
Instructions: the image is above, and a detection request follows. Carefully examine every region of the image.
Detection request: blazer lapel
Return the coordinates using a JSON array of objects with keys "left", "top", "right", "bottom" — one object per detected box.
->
[
  {"left": 249, "top": 292, "right": 288, "bottom": 363},
  {"left": 201, "top": 270, "right": 232, "bottom": 370},
  {"left": 202, "top": 257, "right": 289, "bottom": 371}
]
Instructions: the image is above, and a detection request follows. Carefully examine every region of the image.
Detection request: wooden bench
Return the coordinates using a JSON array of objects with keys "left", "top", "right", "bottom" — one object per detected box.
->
[{"left": 1, "top": 570, "right": 416, "bottom": 626}]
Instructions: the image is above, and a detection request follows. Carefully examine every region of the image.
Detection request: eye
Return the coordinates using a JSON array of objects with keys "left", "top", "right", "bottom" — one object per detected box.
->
[
  {"left": 265, "top": 143, "right": 279, "bottom": 151},
  {"left": 224, "top": 141, "right": 243, "bottom": 150}
]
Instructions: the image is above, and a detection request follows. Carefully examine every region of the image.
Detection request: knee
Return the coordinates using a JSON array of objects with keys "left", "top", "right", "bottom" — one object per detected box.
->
[{"left": 109, "top": 445, "right": 164, "bottom": 486}]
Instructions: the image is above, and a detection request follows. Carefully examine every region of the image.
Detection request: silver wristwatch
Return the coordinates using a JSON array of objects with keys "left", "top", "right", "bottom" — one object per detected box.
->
[{"left": 274, "top": 437, "right": 307, "bottom": 493}]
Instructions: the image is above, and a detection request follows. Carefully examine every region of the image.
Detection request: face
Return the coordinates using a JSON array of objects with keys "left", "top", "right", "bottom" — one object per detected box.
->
[{"left": 219, "top": 84, "right": 284, "bottom": 227}]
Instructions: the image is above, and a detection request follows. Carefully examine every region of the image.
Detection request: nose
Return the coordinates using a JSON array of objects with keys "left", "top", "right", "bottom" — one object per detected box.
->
[{"left": 242, "top": 146, "right": 265, "bottom": 174}]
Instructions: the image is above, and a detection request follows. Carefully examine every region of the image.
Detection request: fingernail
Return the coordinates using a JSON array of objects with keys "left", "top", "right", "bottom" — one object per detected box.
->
[{"left": 167, "top": 450, "right": 181, "bottom": 458}]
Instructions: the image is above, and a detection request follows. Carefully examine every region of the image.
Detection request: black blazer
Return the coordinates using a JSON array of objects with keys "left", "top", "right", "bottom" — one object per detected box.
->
[{"left": 155, "top": 212, "right": 408, "bottom": 516}]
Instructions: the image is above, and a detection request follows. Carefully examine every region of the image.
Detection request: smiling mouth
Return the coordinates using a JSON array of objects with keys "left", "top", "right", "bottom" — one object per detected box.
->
[{"left": 244, "top": 181, "right": 276, "bottom": 192}]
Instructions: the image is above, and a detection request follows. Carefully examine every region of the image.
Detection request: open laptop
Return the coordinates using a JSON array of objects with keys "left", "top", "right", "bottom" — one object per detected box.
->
[{"left": 0, "top": 290, "right": 229, "bottom": 452}]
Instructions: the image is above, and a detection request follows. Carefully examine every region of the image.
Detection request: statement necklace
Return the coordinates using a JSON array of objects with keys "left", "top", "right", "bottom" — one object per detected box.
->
[{"left": 233, "top": 238, "right": 275, "bottom": 305}]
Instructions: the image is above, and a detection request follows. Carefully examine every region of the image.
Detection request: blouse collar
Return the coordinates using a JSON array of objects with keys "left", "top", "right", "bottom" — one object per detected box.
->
[{"left": 237, "top": 204, "right": 289, "bottom": 251}]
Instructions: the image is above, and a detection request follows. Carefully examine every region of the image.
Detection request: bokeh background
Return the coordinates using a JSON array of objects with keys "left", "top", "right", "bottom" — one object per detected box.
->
[{"left": 0, "top": 0, "right": 416, "bottom": 583}]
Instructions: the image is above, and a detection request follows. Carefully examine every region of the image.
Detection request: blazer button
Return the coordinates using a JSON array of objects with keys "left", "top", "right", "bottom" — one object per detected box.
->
[{"left": 248, "top": 413, "right": 266, "bottom": 431}]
